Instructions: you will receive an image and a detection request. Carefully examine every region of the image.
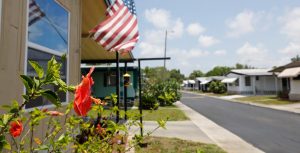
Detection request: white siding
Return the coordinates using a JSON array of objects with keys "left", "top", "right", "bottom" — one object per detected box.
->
[{"left": 290, "top": 79, "right": 300, "bottom": 94}]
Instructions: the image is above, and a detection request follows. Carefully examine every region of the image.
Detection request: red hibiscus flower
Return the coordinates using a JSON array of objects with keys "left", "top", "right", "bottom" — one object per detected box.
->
[
  {"left": 9, "top": 120, "right": 23, "bottom": 137},
  {"left": 74, "top": 67, "right": 95, "bottom": 116}
]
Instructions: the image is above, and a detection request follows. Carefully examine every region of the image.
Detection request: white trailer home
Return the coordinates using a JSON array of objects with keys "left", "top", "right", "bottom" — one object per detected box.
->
[
  {"left": 270, "top": 61, "right": 300, "bottom": 101},
  {"left": 223, "top": 69, "right": 277, "bottom": 95}
]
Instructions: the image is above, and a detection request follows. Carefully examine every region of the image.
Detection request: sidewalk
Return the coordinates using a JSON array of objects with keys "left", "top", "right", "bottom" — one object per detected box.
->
[{"left": 217, "top": 94, "right": 300, "bottom": 114}]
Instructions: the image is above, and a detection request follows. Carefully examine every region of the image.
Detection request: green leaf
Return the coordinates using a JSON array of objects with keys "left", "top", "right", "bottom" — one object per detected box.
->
[
  {"left": 157, "top": 119, "right": 167, "bottom": 129},
  {"left": 20, "top": 75, "right": 34, "bottom": 91},
  {"left": 41, "top": 90, "right": 61, "bottom": 107},
  {"left": 29, "top": 61, "right": 44, "bottom": 79},
  {"left": 34, "top": 145, "right": 49, "bottom": 151},
  {"left": 0, "top": 135, "right": 10, "bottom": 151},
  {"left": 2, "top": 114, "right": 12, "bottom": 125}
]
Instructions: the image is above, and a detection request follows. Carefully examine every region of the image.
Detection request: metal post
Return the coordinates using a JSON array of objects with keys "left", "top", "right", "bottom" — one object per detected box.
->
[
  {"left": 116, "top": 52, "right": 120, "bottom": 123},
  {"left": 138, "top": 59, "right": 143, "bottom": 137},
  {"left": 124, "top": 62, "right": 128, "bottom": 120},
  {"left": 164, "top": 30, "right": 167, "bottom": 69}
]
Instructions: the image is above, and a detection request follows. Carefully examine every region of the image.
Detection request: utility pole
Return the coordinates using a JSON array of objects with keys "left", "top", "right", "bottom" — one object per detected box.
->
[{"left": 164, "top": 30, "right": 168, "bottom": 69}]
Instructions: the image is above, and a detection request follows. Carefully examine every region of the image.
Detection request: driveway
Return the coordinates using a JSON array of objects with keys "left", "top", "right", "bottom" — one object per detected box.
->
[{"left": 181, "top": 92, "right": 300, "bottom": 153}]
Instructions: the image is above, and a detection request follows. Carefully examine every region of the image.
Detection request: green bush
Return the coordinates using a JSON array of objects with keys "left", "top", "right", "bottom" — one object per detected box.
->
[
  {"left": 141, "top": 80, "right": 181, "bottom": 108},
  {"left": 208, "top": 81, "right": 227, "bottom": 94}
]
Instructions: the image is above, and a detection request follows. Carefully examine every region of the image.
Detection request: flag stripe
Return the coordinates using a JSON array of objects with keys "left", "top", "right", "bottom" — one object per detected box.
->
[
  {"left": 99, "top": 9, "right": 132, "bottom": 46},
  {"left": 104, "top": 16, "right": 137, "bottom": 49},
  {"left": 92, "top": 5, "right": 126, "bottom": 38},
  {"left": 91, "top": 0, "right": 139, "bottom": 52},
  {"left": 113, "top": 33, "right": 138, "bottom": 51},
  {"left": 106, "top": 0, "right": 122, "bottom": 17},
  {"left": 28, "top": 0, "right": 45, "bottom": 26},
  {"left": 106, "top": 19, "right": 138, "bottom": 50}
]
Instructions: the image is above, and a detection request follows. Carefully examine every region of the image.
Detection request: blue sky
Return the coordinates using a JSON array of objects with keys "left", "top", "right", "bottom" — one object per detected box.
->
[{"left": 132, "top": 0, "right": 300, "bottom": 76}]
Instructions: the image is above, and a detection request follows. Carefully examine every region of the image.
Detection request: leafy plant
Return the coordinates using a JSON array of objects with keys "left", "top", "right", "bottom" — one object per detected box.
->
[
  {"left": 208, "top": 81, "right": 227, "bottom": 94},
  {"left": 0, "top": 57, "right": 166, "bottom": 152}
]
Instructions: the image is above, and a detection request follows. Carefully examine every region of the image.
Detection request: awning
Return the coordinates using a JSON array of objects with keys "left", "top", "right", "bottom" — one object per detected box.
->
[
  {"left": 278, "top": 67, "right": 300, "bottom": 78},
  {"left": 221, "top": 78, "right": 237, "bottom": 83},
  {"left": 183, "top": 80, "right": 188, "bottom": 84},
  {"left": 200, "top": 80, "right": 211, "bottom": 85},
  {"left": 188, "top": 80, "right": 196, "bottom": 84},
  {"left": 81, "top": 0, "right": 134, "bottom": 63}
]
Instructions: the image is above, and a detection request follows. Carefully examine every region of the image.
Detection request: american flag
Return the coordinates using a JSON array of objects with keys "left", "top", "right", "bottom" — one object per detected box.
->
[
  {"left": 90, "top": 0, "right": 139, "bottom": 53},
  {"left": 28, "top": 0, "right": 45, "bottom": 26}
]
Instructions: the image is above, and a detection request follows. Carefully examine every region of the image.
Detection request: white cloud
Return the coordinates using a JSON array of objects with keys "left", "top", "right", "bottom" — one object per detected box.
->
[
  {"left": 138, "top": 30, "right": 165, "bottom": 57},
  {"left": 236, "top": 42, "right": 270, "bottom": 66},
  {"left": 145, "top": 8, "right": 171, "bottom": 29},
  {"left": 144, "top": 8, "right": 184, "bottom": 39},
  {"left": 226, "top": 10, "right": 256, "bottom": 37},
  {"left": 198, "top": 35, "right": 219, "bottom": 47},
  {"left": 169, "top": 18, "right": 184, "bottom": 38},
  {"left": 186, "top": 23, "right": 205, "bottom": 36},
  {"left": 138, "top": 8, "right": 186, "bottom": 58},
  {"left": 279, "top": 42, "right": 300, "bottom": 56},
  {"left": 168, "top": 48, "right": 210, "bottom": 67},
  {"left": 214, "top": 50, "right": 227, "bottom": 56},
  {"left": 279, "top": 7, "right": 300, "bottom": 41}
]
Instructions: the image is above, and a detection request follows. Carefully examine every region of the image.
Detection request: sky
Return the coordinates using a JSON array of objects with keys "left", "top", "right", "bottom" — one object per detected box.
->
[{"left": 131, "top": 0, "right": 300, "bottom": 76}]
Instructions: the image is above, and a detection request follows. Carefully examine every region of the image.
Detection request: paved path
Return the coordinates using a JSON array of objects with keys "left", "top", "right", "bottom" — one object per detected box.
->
[
  {"left": 138, "top": 121, "right": 213, "bottom": 143},
  {"left": 181, "top": 92, "right": 300, "bottom": 153}
]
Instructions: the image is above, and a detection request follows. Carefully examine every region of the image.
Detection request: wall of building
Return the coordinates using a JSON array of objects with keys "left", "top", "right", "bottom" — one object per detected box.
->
[
  {"left": 255, "top": 76, "right": 276, "bottom": 94},
  {"left": 0, "top": 0, "right": 27, "bottom": 109},
  {"left": 0, "top": 0, "right": 82, "bottom": 148},
  {"left": 0, "top": 0, "right": 81, "bottom": 108},
  {"left": 92, "top": 71, "right": 137, "bottom": 99},
  {"left": 289, "top": 79, "right": 300, "bottom": 101}
]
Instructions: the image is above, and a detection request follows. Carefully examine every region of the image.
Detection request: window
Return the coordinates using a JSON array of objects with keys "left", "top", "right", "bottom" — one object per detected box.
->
[
  {"left": 245, "top": 76, "right": 251, "bottom": 86},
  {"left": 256, "top": 76, "right": 259, "bottom": 81},
  {"left": 25, "top": 0, "right": 69, "bottom": 109},
  {"left": 104, "top": 72, "right": 117, "bottom": 86},
  {"left": 235, "top": 79, "right": 239, "bottom": 86}
]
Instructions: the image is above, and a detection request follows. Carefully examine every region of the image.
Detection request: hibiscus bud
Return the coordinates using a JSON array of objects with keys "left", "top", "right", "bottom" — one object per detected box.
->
[{"left": 47, "top": 111, "right": 64, "bottom": 116}]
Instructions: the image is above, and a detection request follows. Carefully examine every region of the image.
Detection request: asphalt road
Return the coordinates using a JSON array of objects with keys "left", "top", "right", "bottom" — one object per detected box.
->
[{"left": 181, "top": 92, "right": 300, "bottom": 153}]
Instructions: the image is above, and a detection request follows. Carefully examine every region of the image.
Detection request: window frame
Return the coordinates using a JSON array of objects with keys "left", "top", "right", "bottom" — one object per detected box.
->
[
  {"left": 104, "top": 72, "right": 117, "bottom": 87},
  {"left": 24, "top": 0, "right": 71, "bottom": 111},
  {"left": 235, "top": 79, "right": 239, "bottom": 86},
  {"left": 245, "top": 76, "right": 251, "bottom": 86}
]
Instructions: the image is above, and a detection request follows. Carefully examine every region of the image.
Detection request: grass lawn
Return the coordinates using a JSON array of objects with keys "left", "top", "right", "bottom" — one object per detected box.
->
[
  {"left": 234, "top": 95, "right": 300, "bottom": 105},
  {"left": 89, "top": 105, "right": 189, "bottom": 121},
  {"left": 135, "top": 136, "right": 226, "bottom": 153}
]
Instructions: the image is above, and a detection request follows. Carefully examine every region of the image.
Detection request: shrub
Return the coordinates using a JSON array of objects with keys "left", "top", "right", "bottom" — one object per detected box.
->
[{"left": 208, "top": 81, "right": 227, "bottom": 94}]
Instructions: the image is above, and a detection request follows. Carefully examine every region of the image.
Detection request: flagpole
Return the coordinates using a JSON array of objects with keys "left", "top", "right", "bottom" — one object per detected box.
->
[{"left": 116, "top": 52, "right": 120, "bottom": 123}]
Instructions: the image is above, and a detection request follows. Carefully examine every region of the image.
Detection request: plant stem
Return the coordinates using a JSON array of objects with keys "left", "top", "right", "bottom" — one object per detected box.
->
[
  {"left": 30, "top": 124, "right": 34, "bottom": 153},
  {"left": 10, "top": 135, "right": 19, "bottom": 152}
]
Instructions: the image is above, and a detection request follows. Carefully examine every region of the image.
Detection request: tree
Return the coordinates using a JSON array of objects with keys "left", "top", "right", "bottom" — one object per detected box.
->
[
  {"left": 291, "top": 55, "right": 300, "bottom": 62},
  {"left": 189, "top": 70, "right": 204, "bottom": 79},
  {"left": 235, "top": 63, "right": 255, "bottom": 69},
  {"left": 169, "top": 69, "right": 185, "bottom": 82},
  {"left": 205, "top": 66, "right": 231, "bottom": 76}
]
